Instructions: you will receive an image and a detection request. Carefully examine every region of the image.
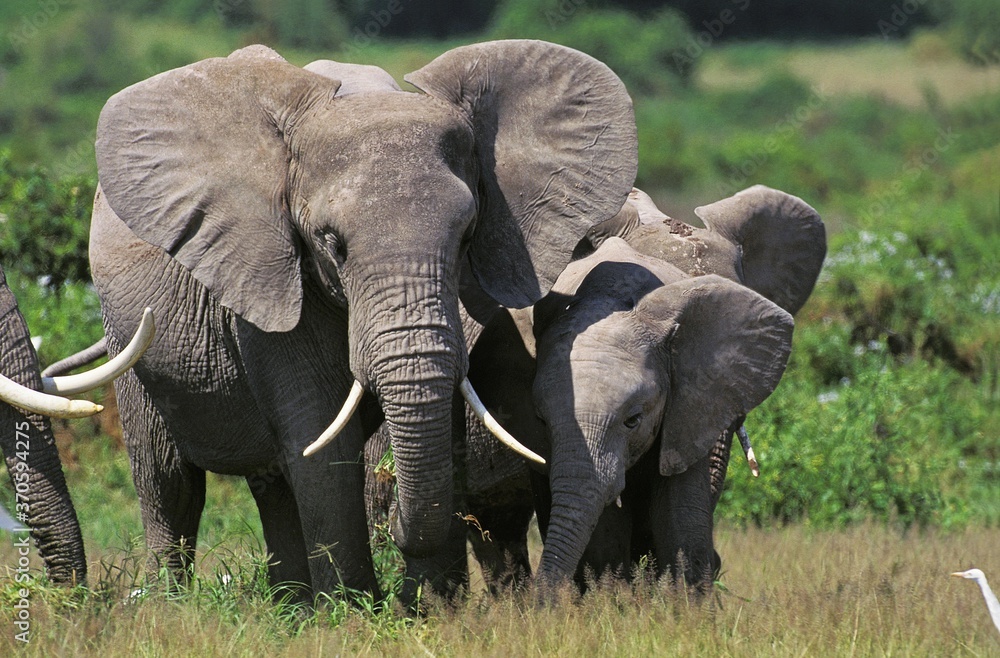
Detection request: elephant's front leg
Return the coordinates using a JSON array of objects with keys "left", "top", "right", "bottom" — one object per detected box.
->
[
  {"left": 645, "top": 452, "right": 717, "bottom": 591},
  {"left": 246, "top": 467, "right": 312, "bottom": 603},
  {"left": 576, "top": 502, "right": 631, "bottom": 592},
  {"left": 114, "top": 366, "right": 206, "bottom": 584},
  {"left": 286, "top": 422, "right": 378, "bottom": 598},
  {"left": 466, "top": 488, "right": 534, "bottom": 595},
  {"left": 237, "top": 312, "right": 381, "bottom": 600}
]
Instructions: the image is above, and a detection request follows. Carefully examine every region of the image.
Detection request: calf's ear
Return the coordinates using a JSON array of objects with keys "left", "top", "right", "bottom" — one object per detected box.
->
[{"left": 639, "top": 275, "right": 793, "bottom": 476}]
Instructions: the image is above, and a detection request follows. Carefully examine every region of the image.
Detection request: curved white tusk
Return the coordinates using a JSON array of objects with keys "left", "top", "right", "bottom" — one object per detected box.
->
[
  {"left": 303, "top": 380, "right": 365, "bottom": 457},
  {"left": 460, "top": 377, "right": 546, "bottom": 466},
  {"left": 42, "top": 308, "right": 156, "bottom": 395},
  {"left": 737, "top": 425, "right": 759, "bottom": 477},
  {"left": 0, "top": 372, "right": 104, "bottom": 418},
  {"left": 746, "top": 447, "right": 759, "bottom": 478}
]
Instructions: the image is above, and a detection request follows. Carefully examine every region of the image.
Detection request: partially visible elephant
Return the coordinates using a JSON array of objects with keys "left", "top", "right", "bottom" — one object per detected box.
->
[
  {"left": 366, "top": 185, "right": 825, "bottom": 597},
  {"left": 1, "top": 264, "right": 154, "bottom": 585},
  {"left": 89, "top": 41, "right": 636, "bottom": 600}
]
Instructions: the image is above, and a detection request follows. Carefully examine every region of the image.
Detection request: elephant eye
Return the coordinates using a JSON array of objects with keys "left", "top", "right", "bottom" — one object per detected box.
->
[
  {"left": 321, "top": 230, "right": 347, "bottom": 267},
  {"left": 624, "top": 413, "right": 642, "bottom": 429}
]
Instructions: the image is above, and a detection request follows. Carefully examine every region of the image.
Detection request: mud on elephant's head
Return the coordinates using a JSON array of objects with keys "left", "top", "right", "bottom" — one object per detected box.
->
[
  {"left": 581, "top": 185, "right": 827, "bottom": 315},
  {"left": 470, "top": 238, "right": 795, "bottom": 581},
  {"left": 94, "top": 41, "right": 637, "bottom": 556}
]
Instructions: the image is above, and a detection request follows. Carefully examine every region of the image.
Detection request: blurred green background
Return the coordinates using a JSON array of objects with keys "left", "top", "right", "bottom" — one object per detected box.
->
[{"left": 0, "top": 0, "right": 997, "bottom": 543}]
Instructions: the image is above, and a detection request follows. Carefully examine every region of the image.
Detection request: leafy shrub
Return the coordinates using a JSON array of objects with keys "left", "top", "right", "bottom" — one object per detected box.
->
[
  {"left": 0, "top": 151, "right": 103, "bottom": 365},
  {"left": 2, "top": 269, "right": 104, "bottom": 369},
  {"left": 255, "top": 0, "right": 348, "bottom": 50},
  {"left": 930, "top": 0, "right": 1000, "bottom": 65},
  {"left": 820, "top": 206, "right": 999, "bottom": 374},
  {"left": 721, "top": 344, "right": 997, "bottom": 529},
  {"left": 45, "top": 10, "right": 147, "bottom": 95},
  {"left": 633, "top": 98, "right": 715, "bottom": 190},
  {"left": 713, "top": 73, "right": 815, "bottom": 125},
  {"left": 491, "top": 0, "right": 695, "bottom": 94},
  {"left": 0, "top": 150, "right": 93, "bottom": 289}
]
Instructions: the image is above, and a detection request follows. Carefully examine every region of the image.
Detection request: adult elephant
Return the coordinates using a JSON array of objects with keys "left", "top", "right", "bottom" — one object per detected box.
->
[
  {"left": 89, "top": 41, "right": 637, "bottom": 599},
  {"left": 1, "top": 264, "right": 154, "bottom": 585},
  {"left": 462, "top": 185, "right": 825, "bottom": 592}
]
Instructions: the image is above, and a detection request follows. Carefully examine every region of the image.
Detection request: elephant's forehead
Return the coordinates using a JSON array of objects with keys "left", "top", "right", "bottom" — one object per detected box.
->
[
  {"left": 537, "top": 325, "right": 660, "bottom": 410},
  {"left": 304, "top": 91, "right": 473, "bottom": 154}
]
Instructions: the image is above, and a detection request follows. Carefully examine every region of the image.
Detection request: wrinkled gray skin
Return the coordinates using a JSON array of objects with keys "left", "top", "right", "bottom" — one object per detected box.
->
[
  {"left": 0, "top": 265, "right": 86, "bottom": 585},
  {"left": 89, "top": 42, "right": 636, "bottom": 600},
  {"left": 471, "top": 238, "right": 795, "bottom": 592},
  {"left": 363, "top": 304, "right": 525, "bottom": 603},
  {"left": 449, "top": 186, "right": 826, "bottom": 594}
]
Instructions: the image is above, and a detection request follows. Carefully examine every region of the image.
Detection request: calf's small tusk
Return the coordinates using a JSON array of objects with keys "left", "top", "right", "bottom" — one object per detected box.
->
[{"left": 737, "top": 425, "right": 760, "bottom": 477}]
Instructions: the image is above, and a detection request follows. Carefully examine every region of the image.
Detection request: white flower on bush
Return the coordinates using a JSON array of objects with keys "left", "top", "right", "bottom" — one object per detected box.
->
[{"left": 971, "top": 283, "right": 1000, "bottom": 314}]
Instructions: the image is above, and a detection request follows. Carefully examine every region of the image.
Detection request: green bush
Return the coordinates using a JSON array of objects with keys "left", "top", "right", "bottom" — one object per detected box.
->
[
  {"left": 0, "top": 150, "right": 103, "bottom": 365},
  {"left": 931, "top": 0, "right": 1000, "bottom": 65},
  {"left": 4, "top": 271, "right": 104, "bottom": 369},
  {"left": 721, "top": 343, "right": 997, "bottom": 529},
  {"left": 633, "top": 98, "right": 715, "bottom": 190},
  {"left": 0, "top": 150, "right": 93, "bottom": 289},
  {"left": 491, "top": 0, "right": 695, "bottom": 94}
]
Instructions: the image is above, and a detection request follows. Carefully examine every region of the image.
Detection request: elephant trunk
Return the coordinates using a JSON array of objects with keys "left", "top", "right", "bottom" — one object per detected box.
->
[
  {"left": 375, "top": 364, "right": 456, "bottom": 558},
  {"left": 1, "top": 278, "right": 87, "bottom": 585},
  {"left": 350, "top": 266, "right": 466, "bottom": 558},
  {"left": 536, "top": 418, "right": 623, "bottom": 584},
  {"left": 538, "top": 488, "right": 604, "bottom": 584},
  {"left": 3, "top": 427, "right": 87, "bottom": 585}
]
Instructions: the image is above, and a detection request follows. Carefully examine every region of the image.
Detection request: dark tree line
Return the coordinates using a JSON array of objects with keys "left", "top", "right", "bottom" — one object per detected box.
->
[{"left": 106, "top": 0, "right": 936, "bottom": 45}]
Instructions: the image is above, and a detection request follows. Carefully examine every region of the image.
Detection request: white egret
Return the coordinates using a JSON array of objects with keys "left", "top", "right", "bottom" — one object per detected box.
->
[{"left": 952, "top": 568, "right": 1000, "bottom": 634}]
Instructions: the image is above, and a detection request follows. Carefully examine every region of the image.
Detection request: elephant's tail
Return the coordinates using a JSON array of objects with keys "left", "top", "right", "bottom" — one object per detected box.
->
[{"left": 40, "top": 338, "right": 108, "bottom": 377}]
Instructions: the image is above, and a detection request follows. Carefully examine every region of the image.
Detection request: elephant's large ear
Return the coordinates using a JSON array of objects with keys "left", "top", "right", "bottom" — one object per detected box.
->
[
  {"left": 639, "top": 275, "right": 793, "bottom": 476},
  {"left": 96, "top": 46, "right": 341, "bottom": 332},
  {"left": 695, "top": 186, "right": 826, "bottom": 316},
  {"left": 405, "top": 40, "right": 638, "bottom": 308}
]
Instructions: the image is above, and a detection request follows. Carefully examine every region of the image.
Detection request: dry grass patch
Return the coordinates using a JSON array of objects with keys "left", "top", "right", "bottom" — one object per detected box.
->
[
  {"left": 699, "top": 40, "right": 1000, "bottom": 107},
  {"left": 2, "top": 523, "right": 999, "bottom": 656}
]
